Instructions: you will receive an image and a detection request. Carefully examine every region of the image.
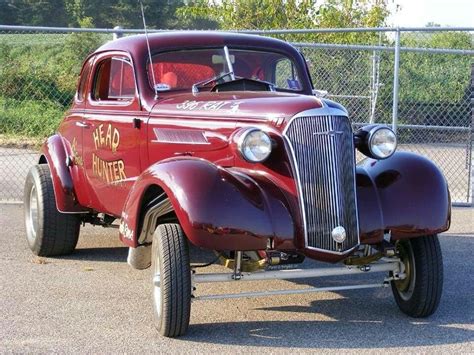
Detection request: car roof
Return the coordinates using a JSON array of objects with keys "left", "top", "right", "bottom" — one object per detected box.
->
[{"left": 96, "top": 31, "right": 296, "bottom": 55}]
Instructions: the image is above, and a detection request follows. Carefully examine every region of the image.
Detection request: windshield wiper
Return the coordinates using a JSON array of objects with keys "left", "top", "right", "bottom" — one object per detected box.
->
[{"left": 192, "top": 71, "right": 235, "bottom": 94}]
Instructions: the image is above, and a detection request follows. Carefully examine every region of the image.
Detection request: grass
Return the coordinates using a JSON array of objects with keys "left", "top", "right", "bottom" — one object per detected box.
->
[
  {"left": 0, "top": 97, "right": 64, "bottom": 146},
  {"left": 0, "top": 31, "right": 107, "bottom": 147},
  {"left": 0, "top": 134, "right": 44, "bottom": 148}
]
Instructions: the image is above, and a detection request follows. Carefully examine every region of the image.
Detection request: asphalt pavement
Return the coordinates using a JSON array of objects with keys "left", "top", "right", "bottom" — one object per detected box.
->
[{"left": 0, "top": 205, "right": 473, "bottom": 353}]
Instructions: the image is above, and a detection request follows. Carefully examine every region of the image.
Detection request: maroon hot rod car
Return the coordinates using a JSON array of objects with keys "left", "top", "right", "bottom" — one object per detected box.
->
[{"left": 24, "top": 32, "right": 450, "bottom": 337}]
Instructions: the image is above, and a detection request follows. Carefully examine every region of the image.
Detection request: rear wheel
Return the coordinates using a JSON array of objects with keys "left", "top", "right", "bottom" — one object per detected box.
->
[
  {"left": 391, "top": 235, "right": 443, "bottom": 317},
  {"left": 24, "top": 164, "right": 80, "bottom": 256},
  {"left": 151, "top": 223, "right": 191, "bottom": 337}
]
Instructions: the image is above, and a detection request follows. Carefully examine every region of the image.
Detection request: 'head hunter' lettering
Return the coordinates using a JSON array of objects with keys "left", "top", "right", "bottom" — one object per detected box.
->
[
  {"left": 93, "top": 123, "right": 120, "bottom": 153},
  {"left": 91, "top": 124, "right": 126, "bottom": 183}
]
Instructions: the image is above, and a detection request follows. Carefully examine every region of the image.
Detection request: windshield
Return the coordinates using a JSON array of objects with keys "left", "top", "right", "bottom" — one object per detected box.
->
[{"left": 148, "top": 48, "right": 303, "bottom": 93}]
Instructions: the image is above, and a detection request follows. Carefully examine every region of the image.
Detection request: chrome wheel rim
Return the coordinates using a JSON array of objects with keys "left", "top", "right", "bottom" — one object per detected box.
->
[
  {"left": 27, "top": 185, "right": 39, "bottom": 243},
  {"left": 152, "top": 244, "right": 162, "bottom": 320},
  {"left": 395, "top": 241, "right": 416, "bottom": 301}
]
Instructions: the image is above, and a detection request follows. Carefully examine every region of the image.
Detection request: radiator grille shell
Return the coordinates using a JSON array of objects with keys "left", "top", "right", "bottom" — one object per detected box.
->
[{"left": 284, "top": 115, "right": 360, "bottom": 253}]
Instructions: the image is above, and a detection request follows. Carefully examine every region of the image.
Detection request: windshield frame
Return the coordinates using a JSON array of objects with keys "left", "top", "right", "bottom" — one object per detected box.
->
[{"left": 146, "top": 45, "right": 308, "bottom": 94}]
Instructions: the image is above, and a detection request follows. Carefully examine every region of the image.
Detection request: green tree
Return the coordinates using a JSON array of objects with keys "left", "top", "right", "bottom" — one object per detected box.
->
[
  {"left": 178, "top": 0, "right": 389, "bottom": 42},
  {"left": 0, "top": 0, "right": 19, "bottom": 25},
  {"left": 178, "top": 0, "right": 317, "bottom": 30},
  {"left": 57, "top": 17, "right": 105, "bottom": 93},
  {"left": 0, "top": 0, "right": 69, "bottom": 26},
  {"left": 0, "top": 0, "right": 207, "bottom": 29},
  {"left": 396, "top": 31, "right": 472, "bottom": 127},
  {"left": 64, "top": 0, "right": 193, "bottom": 29}
]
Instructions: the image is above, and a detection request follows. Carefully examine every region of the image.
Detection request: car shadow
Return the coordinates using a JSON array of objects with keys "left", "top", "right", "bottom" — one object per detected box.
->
[
  {"left": 183, "top": 284, "right": 473, "bottom": 348},
  {"left": 185, "top": 309, "right": 473, "bottom": 349},
  {"left": 56, "top": 243, "right": 217, "bottom": 264},
  {"left": 180, "top": 234, "right": 473, "bottom": 348}
]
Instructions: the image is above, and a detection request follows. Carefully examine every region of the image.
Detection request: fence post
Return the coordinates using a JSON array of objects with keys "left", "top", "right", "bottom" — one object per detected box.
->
[
  {"left": 470, "top": 63, "right": 474, "bottom": 205},
  {"left": 392, "top": 27, "right": 401, "bottom": 133},
  {"left": 113, "top": 26, "right": 123, "bottom": 40},
  {"left": 370, "top": 49, "right": 376, "bottom": 123}
]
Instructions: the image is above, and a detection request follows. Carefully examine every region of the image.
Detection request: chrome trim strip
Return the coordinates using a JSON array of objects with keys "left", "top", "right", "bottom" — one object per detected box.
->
[
  {"left": 283, "top": 104, "right": 360, "bottom": 255},
  {"left": 110, "top": 176, "right": 138, "bottom": 185},
  {"left": 152, "top": 127, "right": 210, "bottom": 145}
]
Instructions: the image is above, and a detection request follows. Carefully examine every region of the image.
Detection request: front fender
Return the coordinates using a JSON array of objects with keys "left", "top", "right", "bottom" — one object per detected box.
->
[
  {"left": 357, "top": 151, "right": 451, "bottom": 243},
  {"left": 120, "top": 158, "right": 295, "bottom": 250},
  {"left": 40, "top": 135, "right": 87, "bottom": 213}
]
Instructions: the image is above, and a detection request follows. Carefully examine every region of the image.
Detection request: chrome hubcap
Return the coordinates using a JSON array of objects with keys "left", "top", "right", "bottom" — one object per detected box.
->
[
  {"left": 152, "top": 244, "right": 162, "bottom": 319},
  {"left": 395, "top": 241, "right": 416, "bottom": 301},
  {"left": 27, "top": 185, "right": 39, "bottom": 242}
]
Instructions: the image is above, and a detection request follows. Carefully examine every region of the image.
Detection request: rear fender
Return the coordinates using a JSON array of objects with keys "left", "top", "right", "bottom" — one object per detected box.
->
[
  {"left": 40, "top": 135, "right": 88, "bottom": 213},
  {"left": 119, "top": 157, "right": 295, "bottom": 250},
  {"left": 357, "top": 151, "right": 451, "bottom": 243}
]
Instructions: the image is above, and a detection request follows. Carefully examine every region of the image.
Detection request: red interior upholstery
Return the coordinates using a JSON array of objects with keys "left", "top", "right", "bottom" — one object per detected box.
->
[
  {"left": 110, "top": 62, "right": 135, "bottom": 97},
  {"left": 151, "top": 63, "right": 215, "bottom": 89},
  {"left": 95, "top": 61, "right": 111, "bottom": 99}
]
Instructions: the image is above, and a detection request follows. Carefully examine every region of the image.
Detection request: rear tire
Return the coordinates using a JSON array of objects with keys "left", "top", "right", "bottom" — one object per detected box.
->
[
  {"left": 24, "top": 164, "right": 80, "bottom": 256},
  {"left": 151, "top": 223, "right": 191, "bottom": 337},
  {"left": 391, "top": 235, "right": 443, "bottom": 317}
]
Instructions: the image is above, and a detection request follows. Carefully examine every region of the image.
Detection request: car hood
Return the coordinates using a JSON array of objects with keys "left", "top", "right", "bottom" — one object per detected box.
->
[{"left": 150, "top": 91, "right": 324, "bottom": 121}]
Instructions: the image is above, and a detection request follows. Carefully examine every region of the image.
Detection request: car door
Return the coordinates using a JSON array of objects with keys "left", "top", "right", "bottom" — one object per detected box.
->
[{"left": 82, "top": 51, "right": 144, "bottom": 217}]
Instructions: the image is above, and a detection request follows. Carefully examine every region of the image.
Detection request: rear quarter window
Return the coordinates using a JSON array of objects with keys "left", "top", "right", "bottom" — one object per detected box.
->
[{"left": 92, "top": 56, "right": 136, "bottom": 101}]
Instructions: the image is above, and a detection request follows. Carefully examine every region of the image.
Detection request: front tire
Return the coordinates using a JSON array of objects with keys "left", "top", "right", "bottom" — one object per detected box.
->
[
  {"left": 391, "top": 235, "right": 443, "bottom": 317},
  {"left": 24, "top": 164, "right": 80, "bottom": 256},
  {"left": 151, "top": 224, "right": 191, "bottom": 337}
]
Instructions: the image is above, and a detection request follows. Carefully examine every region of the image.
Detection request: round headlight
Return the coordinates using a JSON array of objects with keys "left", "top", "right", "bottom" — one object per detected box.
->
[
  {"left": 368, "top": 127, "right": 397, "bottom": 159},
  {"left": 238, "top": 128, "right": 272, "bottom": 163}
]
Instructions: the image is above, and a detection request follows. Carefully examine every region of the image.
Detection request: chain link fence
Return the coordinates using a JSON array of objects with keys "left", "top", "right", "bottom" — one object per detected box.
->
[{"left": 0, "top": 25, "right": 473, "bottom": 205}]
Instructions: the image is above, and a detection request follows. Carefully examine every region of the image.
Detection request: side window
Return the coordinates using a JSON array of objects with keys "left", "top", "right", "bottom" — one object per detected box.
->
[
  {"left": 92, "top": 56, "right": 135, "bottom": 101},
  {"left": 76, "top": 59, "right": 93, "bottom": 102},
  {"left": 275, "top": 59, "right": 301, "bottom": 91}
]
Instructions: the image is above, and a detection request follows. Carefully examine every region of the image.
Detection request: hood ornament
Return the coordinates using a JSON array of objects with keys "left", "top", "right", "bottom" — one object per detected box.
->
[{"left": 313, "top": 130, "right": 344, "bottom": 136}]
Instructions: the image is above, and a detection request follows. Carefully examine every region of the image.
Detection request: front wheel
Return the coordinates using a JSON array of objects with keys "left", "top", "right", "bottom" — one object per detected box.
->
[
  {"left": 151, "top": 223, "right": 191, "bottom": 337},
  {"left": 391, "top": 235, "right": 443, "bottom": 317}
]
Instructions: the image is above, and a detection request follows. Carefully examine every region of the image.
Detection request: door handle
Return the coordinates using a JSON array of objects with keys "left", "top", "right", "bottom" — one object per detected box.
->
[
  {"left": 133, "top": 118, "right": 141, "bottom": 129},
  {"left": 76, "top": 121, "right": 91, "bottom": 128}
]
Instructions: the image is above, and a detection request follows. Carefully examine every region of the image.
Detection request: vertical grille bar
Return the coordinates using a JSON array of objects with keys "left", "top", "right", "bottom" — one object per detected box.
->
[{"left": 284, "top": 115, "right": 359, "bottom": 253}]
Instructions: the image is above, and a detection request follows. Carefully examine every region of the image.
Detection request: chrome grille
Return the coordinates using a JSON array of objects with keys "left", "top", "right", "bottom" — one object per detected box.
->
[{"left": 284, "top": 115, "right": 359, "bottom": 253}]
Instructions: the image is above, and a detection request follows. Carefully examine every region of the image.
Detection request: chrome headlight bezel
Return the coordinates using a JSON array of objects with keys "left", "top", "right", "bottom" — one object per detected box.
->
[
  {"left": 237, "top": 128, "right": 272, "bottom": 163},
  {"left": 355, "top": 125, "right": 397, "bottom": 160},
  {"left": 367, "top": 126, "right": 397, "bottom": 159}
]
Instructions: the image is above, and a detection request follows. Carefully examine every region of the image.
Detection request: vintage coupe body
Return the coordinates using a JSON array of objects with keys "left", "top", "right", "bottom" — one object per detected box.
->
[{"left": 24, "top": 32, "right": 450, "bottom": 337}]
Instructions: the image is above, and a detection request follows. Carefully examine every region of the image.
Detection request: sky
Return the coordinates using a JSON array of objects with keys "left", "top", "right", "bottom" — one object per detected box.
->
[{"left": 387, "top": 0, "right": 474, "bottom": 27}]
